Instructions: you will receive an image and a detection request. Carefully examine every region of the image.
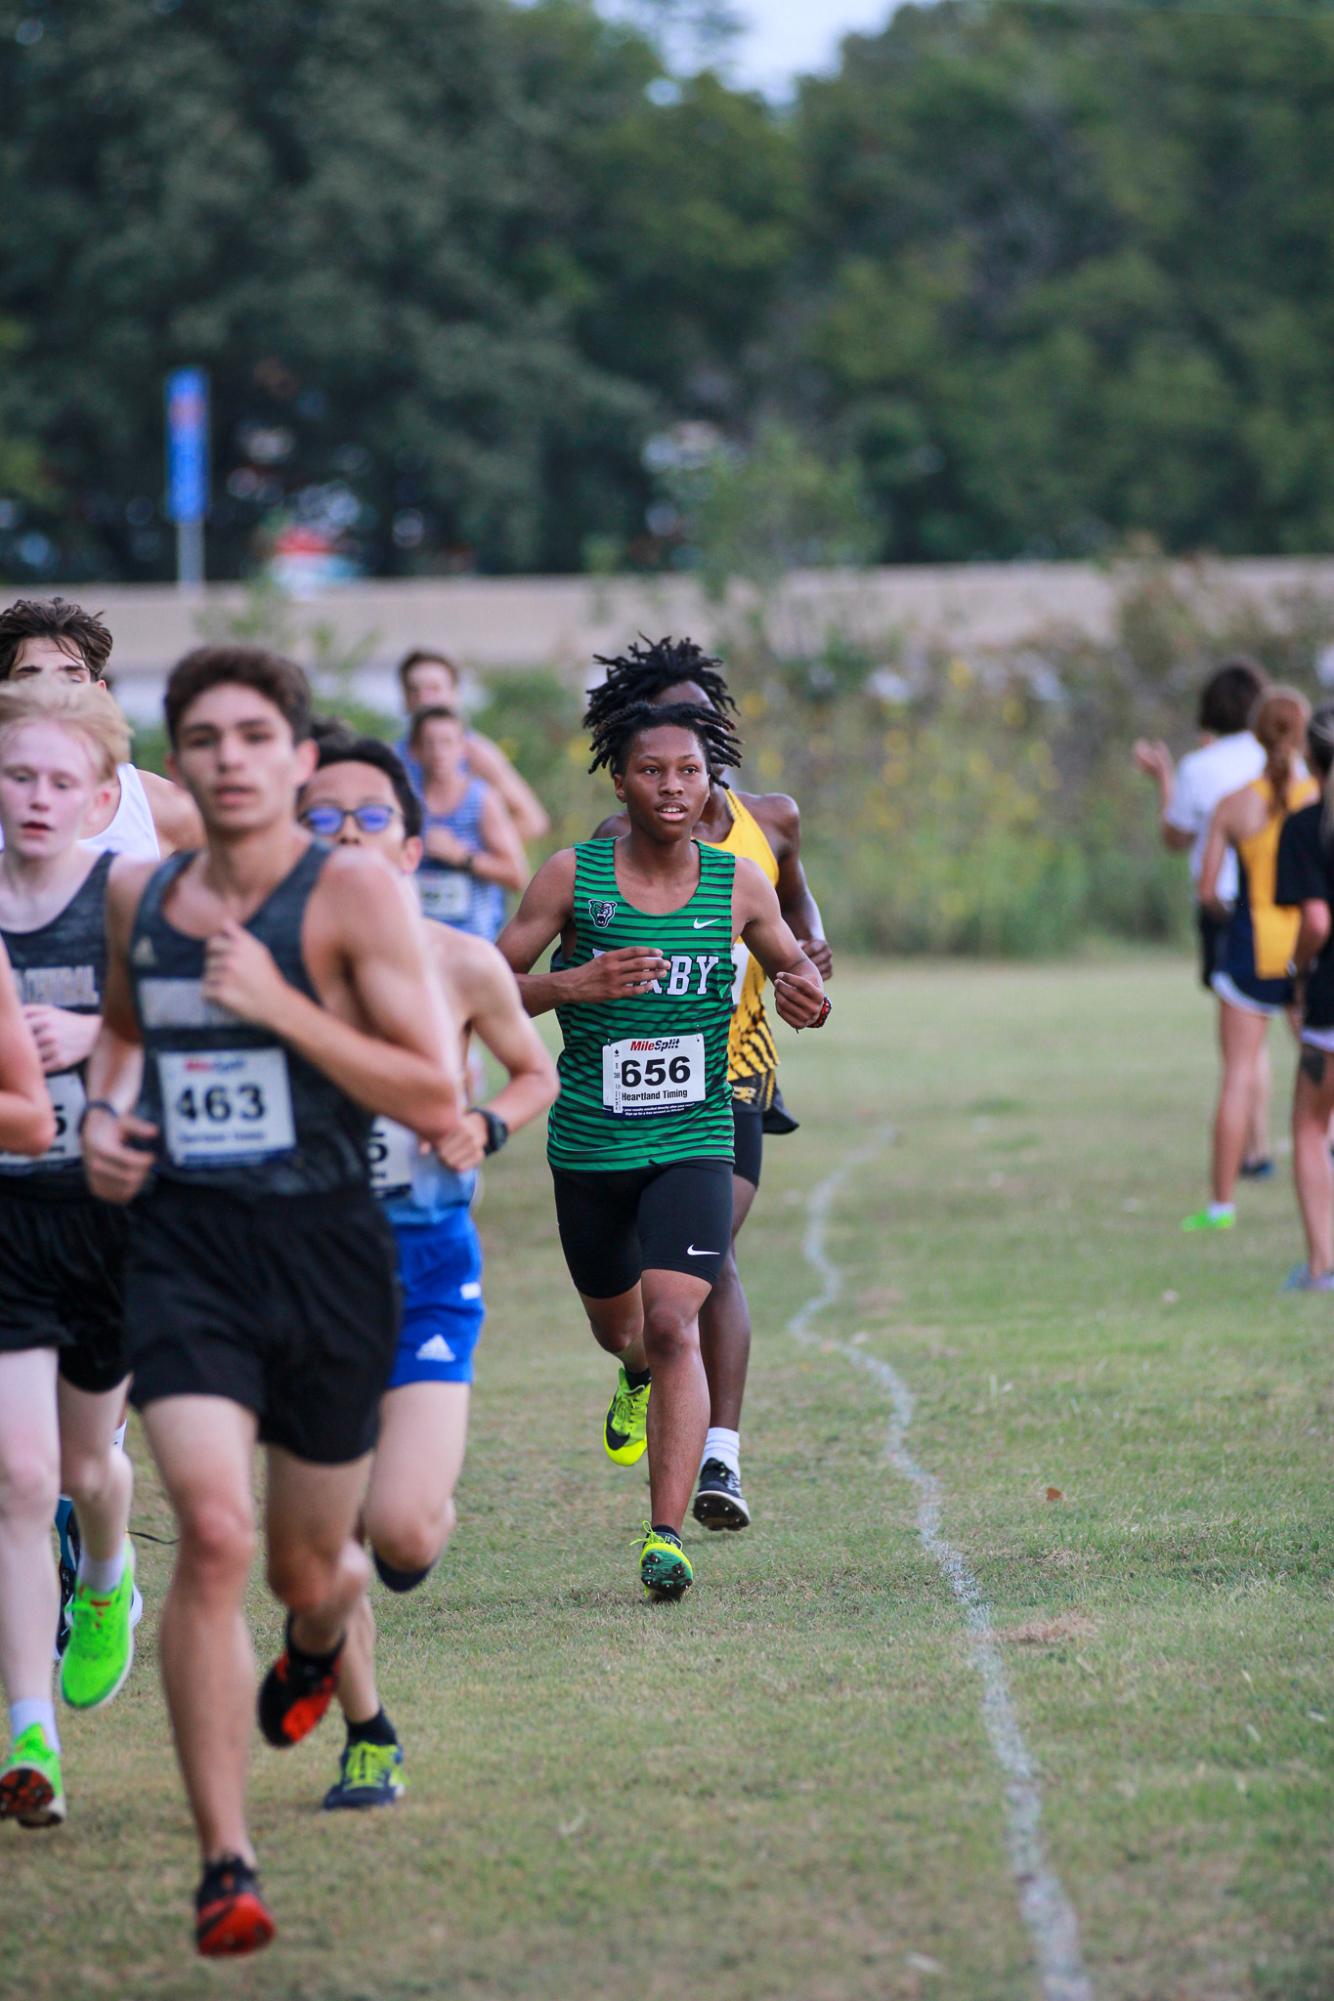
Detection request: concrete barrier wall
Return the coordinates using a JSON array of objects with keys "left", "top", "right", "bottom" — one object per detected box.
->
[{"left": 9, "top": 556, "right": 1334, "bottom": 720}]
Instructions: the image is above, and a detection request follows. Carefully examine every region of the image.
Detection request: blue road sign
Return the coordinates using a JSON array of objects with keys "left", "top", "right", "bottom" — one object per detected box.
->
[{"left": 165, "top": 368, "right": 209, "bottom": 524}]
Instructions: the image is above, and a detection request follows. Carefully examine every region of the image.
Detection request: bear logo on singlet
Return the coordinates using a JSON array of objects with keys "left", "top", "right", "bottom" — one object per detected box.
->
[{"left": 588, "top": 899, "right": 618, "bottom": 930}]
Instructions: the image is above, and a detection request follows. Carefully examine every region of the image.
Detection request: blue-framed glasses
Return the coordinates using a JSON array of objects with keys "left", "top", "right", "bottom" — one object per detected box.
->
[{"left": 300, "top": 803, "right": 401, "bottom": 836}]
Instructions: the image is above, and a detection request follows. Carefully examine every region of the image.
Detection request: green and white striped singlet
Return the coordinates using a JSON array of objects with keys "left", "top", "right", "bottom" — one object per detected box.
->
[{"left": 548, "top": 840, "right": 736, "bottom": 1171}]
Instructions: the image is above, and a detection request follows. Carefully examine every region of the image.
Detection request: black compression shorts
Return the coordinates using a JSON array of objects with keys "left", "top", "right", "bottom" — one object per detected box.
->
[
  {"left": 551, "top": 1158, "right": 734, "bottom": 1298},
  {"left": 732, "top": 1100, "right": 763, "bottom": 1190},
  {"left": 0, "top": 1192, "right": 129, "bottom": 1395},
  {"left": 125, "top": 1182, "right": 400, "bottom": 1465}
]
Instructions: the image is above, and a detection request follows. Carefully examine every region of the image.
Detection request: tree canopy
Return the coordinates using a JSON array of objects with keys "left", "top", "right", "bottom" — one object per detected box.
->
[{"left": 2, "top": 0, "right": 1332, "bottom": 582}]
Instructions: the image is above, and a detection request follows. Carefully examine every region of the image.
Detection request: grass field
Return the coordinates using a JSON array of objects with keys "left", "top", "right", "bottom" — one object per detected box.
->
[{"left": 5, "top": 957, "right": 1332, "bottom": 2001}]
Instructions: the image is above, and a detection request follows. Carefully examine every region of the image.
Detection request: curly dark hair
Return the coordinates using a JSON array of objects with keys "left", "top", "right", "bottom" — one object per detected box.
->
[
  {"left": 0, "top": 597, "right": 113, "bottom": 681},
  {"left": 583, "top": 635, "right": 735, "bottom": 739},
  {"left": 588, "top": 698, "right": 742, "bottom": 780},
  {"left": 164, "top": 645, "right": 312, "bottom": 747}
]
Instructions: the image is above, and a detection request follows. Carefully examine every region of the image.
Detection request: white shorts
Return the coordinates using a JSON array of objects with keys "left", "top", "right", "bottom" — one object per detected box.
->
[
  {"left": 1300, "top": 1025, "right": 1334, "bottom": 1054},
  {"left": 1211, "top": 970, "right": 1281, "bottom": 1019}
]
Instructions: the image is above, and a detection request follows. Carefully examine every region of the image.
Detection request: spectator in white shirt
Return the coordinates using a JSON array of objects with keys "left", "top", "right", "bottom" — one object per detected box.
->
[{"left": 1134, "top": 657, "right": 1272, "bottom": 1176}]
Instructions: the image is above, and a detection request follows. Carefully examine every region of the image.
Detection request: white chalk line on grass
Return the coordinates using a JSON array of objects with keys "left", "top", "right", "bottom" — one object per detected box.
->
[{"left": 787, "top": 1132, "right": 1093, "bottom": 2001}]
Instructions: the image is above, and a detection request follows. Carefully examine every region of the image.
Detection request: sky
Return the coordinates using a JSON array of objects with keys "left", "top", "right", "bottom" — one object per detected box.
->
[{"left": 728, "top": 0, "right": 896, "bottom": 94}]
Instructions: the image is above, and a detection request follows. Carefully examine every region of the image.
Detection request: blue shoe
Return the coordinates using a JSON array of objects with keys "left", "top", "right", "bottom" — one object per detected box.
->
[
  {"left": 1281, "top": 1263, "right": 1334, "bottom": 1292},
  {"left": 1240, "top": 1157, "right": 1275, "bottom": 1180}
]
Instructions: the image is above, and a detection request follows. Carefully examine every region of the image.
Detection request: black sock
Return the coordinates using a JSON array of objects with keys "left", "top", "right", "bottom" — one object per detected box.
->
[
  {"left": 346, "top": 1706, "right": 397, "bottom": 1749},
  {"left": 373, "top": 1549, "right": 435, "bottom": 1594},
  {"left": 651, "top": 1522, "right": 680, "bottom": 1542},
  {"left": 285, "top": 1615, "right": 343, "bottom": 1672},
  {"left": 623, "top": 1365, "right": 651, "bottom": 1390}
]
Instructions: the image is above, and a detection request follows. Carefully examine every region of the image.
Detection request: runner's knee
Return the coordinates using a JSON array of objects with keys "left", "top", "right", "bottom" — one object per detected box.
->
[
  {"left": 58, "top": 1440, "right": 117, "bottom": 1511},
  {"left": 642, "top": 1301, "right": 699, "bottom": 1366},
  {"left": 269, "top": 1537, "right": 367, "bottom": 1615},
  {"left": 0, "top": 1439, "right": 59, "bottom": 1523},
  {"left": 178, "top": 1497, "right": 255, "bottom": 1587}
]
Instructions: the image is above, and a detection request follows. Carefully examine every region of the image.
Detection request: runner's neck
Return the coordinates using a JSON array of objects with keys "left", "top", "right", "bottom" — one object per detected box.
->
[
  {"left": 187, "top": 825, "right": 313, "bottom": 922},
  {"left": 0, "top": 840, "right": 97, "bottom": 924}
]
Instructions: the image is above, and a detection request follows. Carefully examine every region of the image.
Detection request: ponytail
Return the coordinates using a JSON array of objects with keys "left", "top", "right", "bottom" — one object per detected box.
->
[{"left": 1250, "top": 685, "right": 1310, "bottom": 820}]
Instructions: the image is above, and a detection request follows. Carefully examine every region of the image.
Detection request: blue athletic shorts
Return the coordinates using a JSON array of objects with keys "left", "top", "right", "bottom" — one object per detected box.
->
[{"left": 387, "top": 1208, "right": 484, "bottom": 1389}]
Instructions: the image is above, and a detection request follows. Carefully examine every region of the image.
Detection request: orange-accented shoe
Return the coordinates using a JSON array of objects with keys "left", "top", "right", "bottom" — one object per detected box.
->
[
  {"left": 194, "top": 1853, "right": 275, "bottom": 1957},
  {"left": 257, "top": 1617, "right": 343, "bottom": 1749}
]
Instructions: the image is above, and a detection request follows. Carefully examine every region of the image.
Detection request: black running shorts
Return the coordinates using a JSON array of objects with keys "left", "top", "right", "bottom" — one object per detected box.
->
[
  {"left": 551, "top": 1157, "right": 734, "bottom": 1299},
  {"left": 732, "top": 1101, "right": 763, "bottom": 1191},
  {"left": 125, "top": 1183, "right": 401, "bottom": 1465},
  {"left": 1197, "top": 903, "right": 1227, "bottom": 992},
  {"left": 0, "top": 1192, "right": 129, "bottom": 1394}
]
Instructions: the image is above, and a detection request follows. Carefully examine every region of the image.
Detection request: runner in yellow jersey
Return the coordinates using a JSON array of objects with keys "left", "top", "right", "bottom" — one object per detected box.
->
[{"left": 582, "top": 637, "right": 833, "bottom": 1531}]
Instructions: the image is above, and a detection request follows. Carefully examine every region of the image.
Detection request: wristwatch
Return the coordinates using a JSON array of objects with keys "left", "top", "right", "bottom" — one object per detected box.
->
[{"left": 471, "top": 1106, "right": 509, "bottom": 1156}]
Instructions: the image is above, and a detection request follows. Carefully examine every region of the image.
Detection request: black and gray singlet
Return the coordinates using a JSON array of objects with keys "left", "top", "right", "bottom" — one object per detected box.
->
[
  {"left": 128, "top": 842, "right": 372, "bottom": 1198},
  {"left": 0, "top": 852, "right": 113, "bottom": 1194}
]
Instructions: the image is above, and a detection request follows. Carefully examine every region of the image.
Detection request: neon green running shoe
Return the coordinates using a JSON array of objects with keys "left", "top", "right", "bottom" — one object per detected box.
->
[
  {"left": 638, "top": 1523, "right": 693, "bottom": 1602},
  {"left": 60, "top": 1539, "right": 135, "bottom": 1712},
  {"left": 0, "top": 1724, "right": 66, "bottom": 1827},
  {"left": 603, "top": 1368, "right": 651, "bottom": 1466},
  {"left": 1181, "top": 1207, "right": 1236, "bottom": 1233},
  {"left": 322, "top": 1736, "right": 406, "bottom": 1812}
]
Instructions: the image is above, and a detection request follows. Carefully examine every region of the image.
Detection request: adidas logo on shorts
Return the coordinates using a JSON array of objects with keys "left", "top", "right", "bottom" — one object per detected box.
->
[{"left": 415, "top": 1334, "right": 456, "bottom": 1363}]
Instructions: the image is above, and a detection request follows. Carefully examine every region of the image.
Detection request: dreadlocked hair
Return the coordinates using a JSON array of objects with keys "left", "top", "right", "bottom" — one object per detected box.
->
[
  {"left": 584, "top": 636, "right": 736, "bottom": 736},
  {"left": 588, "top": 700, "right": 743, "bottom": 780}
]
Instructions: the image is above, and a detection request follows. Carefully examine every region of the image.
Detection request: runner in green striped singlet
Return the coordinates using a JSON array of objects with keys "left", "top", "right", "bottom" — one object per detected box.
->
[{"left": 499, "top": 697, "right": 829, "bottom": 1601}]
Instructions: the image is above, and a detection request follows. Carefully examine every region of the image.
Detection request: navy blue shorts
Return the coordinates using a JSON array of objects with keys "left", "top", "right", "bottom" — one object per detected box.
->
[{"left": 387, "top": 1208, "right": 485, "bottom": 1389}]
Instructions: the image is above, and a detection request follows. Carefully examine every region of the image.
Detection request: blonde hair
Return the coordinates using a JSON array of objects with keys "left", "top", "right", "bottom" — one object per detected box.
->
[
  {"left": 1250, "top": 683, "right": 1310, "bottom": 819},
  {"left": 0, "top": 681, "right": 130, "bottom": 786}
]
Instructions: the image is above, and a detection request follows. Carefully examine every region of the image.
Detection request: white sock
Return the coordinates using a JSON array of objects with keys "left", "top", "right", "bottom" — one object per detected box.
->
[
  {"left": 10, "top": 1699, "right": 59, "bottom": 1751},
  {"left": 702, "top": 1427, "right": 741, "bottom": 1477},
  {"left": 77, "top": 1545, "right": 126, "bottom": 1596},
  {"left": 1208, "top": 1201, "right": 1236, "bottom": 1222},
  {"left": 112, "top": 1421, "right": 128, "bottom": 1453}
]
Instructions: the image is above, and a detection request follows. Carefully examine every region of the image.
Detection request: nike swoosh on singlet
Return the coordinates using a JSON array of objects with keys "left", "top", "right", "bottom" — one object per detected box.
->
[{"left": 692, "top": 919, "right": 720, "bottom": 929}]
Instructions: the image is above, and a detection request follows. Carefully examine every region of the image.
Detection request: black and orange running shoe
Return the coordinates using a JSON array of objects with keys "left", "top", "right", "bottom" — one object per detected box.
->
[
  {"left": 257, "top": 1617, "right": 343, "bottom": 1749},
  {"left": 194, "top": 1853, "right": 275, "bottom": 1957}
]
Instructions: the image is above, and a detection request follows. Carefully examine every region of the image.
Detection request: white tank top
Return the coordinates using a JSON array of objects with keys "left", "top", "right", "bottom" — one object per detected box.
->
[{"left": 79, "top": 764, "right": 160, "bottom": 860}]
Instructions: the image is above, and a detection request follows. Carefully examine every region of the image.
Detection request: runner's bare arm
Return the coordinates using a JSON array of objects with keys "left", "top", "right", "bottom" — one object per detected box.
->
[
  {"left": 1198, "top": 797, "right": 1236, "bottom": 918},
  {"left": 433, "top": 936, "right": 558, "bottom": 1171},
  {"left": 497, "top": 851, "right": 667, "bottom": 1014},
  {"left": 753, "top": 792, "right": 833, "bottom": 979},
  {"left": 590, "top": 811, "right": 627, "bottom": 840},
  {"left": 734, "top": 858, "right": 827, "bottom": 1030},
  {"left": 465, "top": 729, "right": 551, "bottom": 842},
  {"left": 0, "top": 943, "right": 56, "bottom": 1155},
  {"left": 200, "top": 850, "right": 460, "bottom": 1142},
  {"left": 471, "top": 786, "right": 529, "bottom": 892},
  {"left": 139, "top": 768, "right": 203, "bottom": 856},
  {"left": 82, "top": 859, "right": 158, "bottom": 1202}
]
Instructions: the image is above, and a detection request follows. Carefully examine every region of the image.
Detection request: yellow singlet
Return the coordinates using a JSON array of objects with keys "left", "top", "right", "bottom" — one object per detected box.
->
[
  {"left": 1235, "top": 772, "right": 1319, "bottom": 979},
  {"left": 706, "top": 789, "right": 780, "bottom": 1105}
]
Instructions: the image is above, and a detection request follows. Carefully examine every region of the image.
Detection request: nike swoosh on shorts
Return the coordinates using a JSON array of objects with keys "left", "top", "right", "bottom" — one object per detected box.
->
[{"left": 686, "top": 1245, "right": 718, "bottom": 1256}]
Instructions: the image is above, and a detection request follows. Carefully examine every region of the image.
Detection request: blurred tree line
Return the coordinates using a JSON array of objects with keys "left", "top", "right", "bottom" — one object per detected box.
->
[{"left": 3, "top": 0, "right": 1333, "bottom": 583}]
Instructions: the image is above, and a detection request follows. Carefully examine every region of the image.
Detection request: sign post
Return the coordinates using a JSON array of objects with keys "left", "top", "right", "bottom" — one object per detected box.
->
[{"left": 165, "top": 367, "right": 209, "bottom": 590}]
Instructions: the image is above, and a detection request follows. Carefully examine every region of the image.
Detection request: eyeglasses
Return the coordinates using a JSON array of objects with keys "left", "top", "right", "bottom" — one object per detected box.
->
[{"left": 300, "top": 803, "right": 401, "bottom": 836}]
